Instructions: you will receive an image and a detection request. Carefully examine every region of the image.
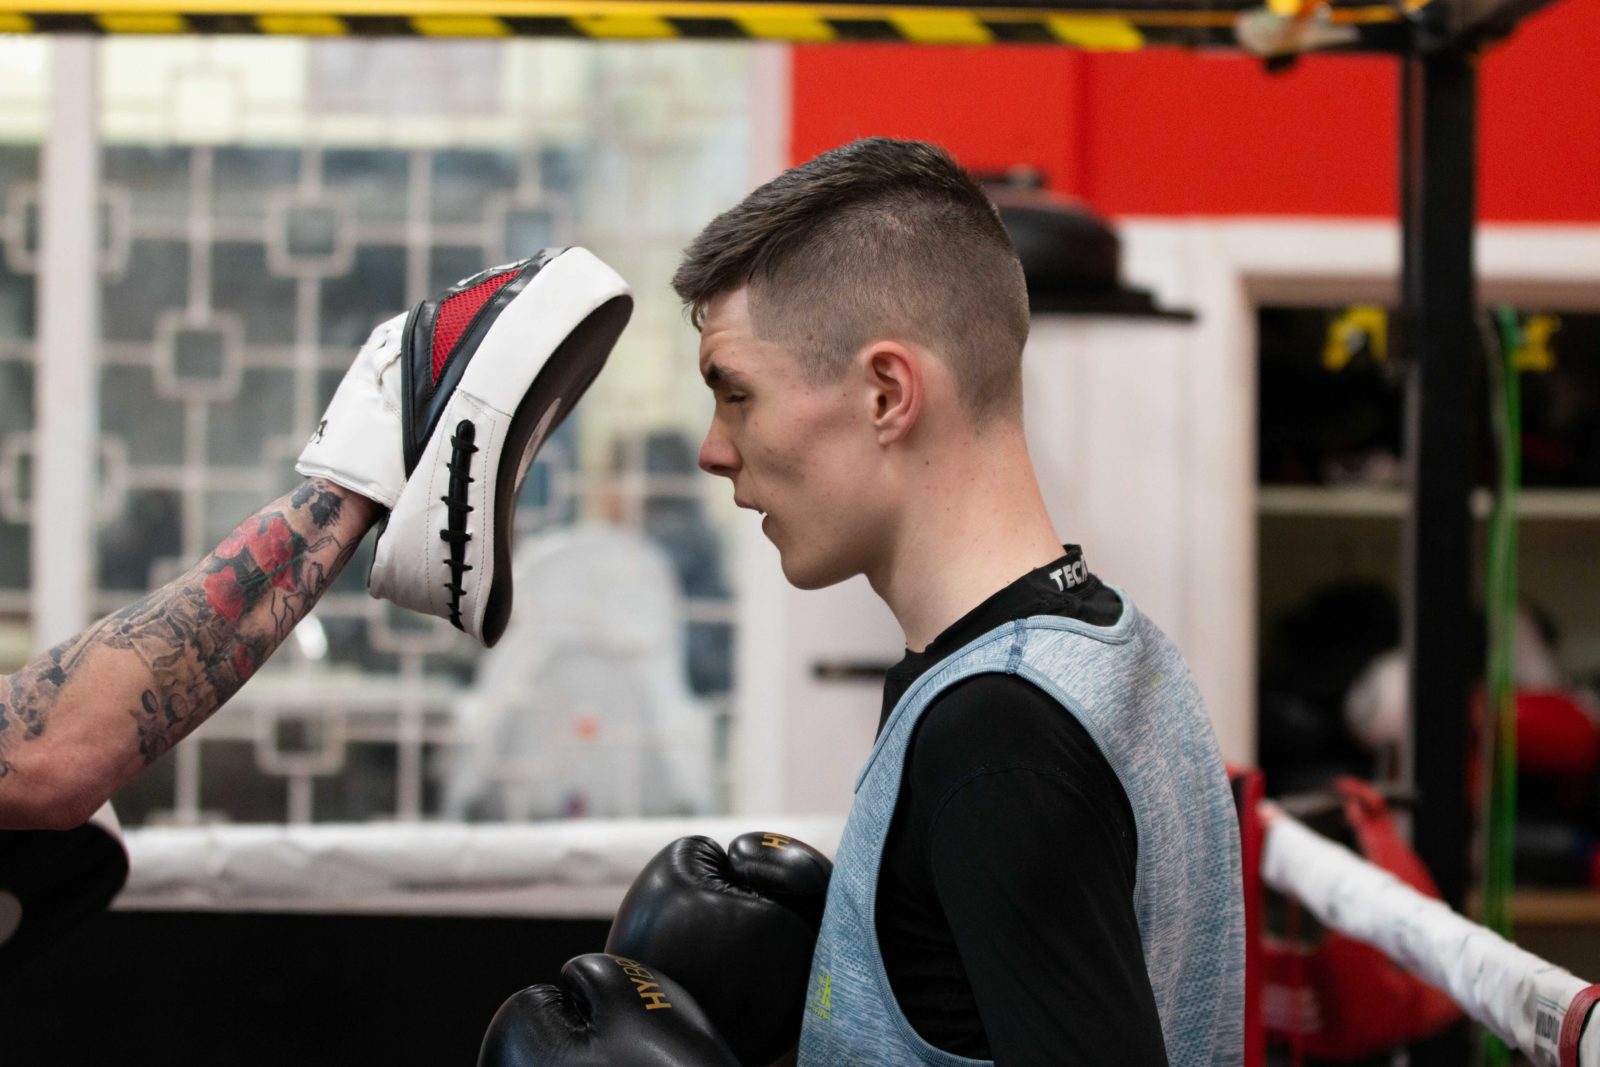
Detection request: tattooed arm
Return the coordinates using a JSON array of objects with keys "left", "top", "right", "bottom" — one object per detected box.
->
[{"left": 0, "top": 479, "right": 379, "bottom": 830}]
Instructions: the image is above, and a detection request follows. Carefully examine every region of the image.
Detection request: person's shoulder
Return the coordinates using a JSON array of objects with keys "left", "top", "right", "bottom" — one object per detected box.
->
[
  {"left": 912, "top": 674, "right": 1140, "bottom": 876},
  {"left": 907, "top": 673, "right": 1095, "bottom": 798}
]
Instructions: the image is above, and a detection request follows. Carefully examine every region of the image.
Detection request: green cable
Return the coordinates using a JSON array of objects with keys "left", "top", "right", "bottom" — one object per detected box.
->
[{"left": 1481, "top": 307, "right": 1521, "bottom": 1067}]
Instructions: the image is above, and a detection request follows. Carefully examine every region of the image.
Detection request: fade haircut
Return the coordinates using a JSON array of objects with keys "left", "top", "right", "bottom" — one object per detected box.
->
[{"left": 673, "top": 138, "right": 1030, "bottom": 423}]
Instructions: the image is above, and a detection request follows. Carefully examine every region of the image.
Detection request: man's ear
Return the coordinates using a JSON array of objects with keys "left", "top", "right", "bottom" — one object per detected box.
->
[{"left": 862, "top": 342, "right": 921, "bottom": 445}]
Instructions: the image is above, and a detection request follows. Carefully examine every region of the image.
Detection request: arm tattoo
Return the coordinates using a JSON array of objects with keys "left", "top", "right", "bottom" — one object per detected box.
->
[{"left": 0, "top": 479, "right": 368, "bottom": 777}]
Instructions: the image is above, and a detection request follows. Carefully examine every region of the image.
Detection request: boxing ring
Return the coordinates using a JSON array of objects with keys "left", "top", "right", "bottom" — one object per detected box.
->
[
  {"left": 85, "top": 798, "right": 1599, "bottom": 1063},
  {"left": 4, "top": 0, "right": 1587, "bottom": 1061}
]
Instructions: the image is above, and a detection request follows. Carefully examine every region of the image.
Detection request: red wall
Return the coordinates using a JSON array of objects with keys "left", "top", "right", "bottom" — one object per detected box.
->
[{"left": 789, "top": 0, "right": 1600, "bottom": 221}]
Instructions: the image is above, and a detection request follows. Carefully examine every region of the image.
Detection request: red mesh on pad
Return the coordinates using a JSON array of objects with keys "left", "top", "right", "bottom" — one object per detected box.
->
[{"left": 432, "top": 268, "right": 518, "bottom": 384}]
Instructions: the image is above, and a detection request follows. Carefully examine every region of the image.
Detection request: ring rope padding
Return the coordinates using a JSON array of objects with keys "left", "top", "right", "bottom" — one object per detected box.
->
[{"left": 0, "top": 0, "right": 1429, "bottom": 43}]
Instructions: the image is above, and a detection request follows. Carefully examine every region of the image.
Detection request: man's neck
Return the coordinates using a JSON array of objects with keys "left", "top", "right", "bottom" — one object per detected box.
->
[{"left": 867, "top": 432, "right": 1064, "bottom": 653}]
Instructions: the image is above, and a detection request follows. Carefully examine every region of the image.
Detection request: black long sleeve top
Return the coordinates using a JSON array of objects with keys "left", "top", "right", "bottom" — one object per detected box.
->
[{"left": 873, "top": 546, "right": 1170, "bottom": 1065}]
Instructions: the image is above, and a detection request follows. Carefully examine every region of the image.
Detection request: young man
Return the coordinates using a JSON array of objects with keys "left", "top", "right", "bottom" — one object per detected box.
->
[{"left": 680, "top": 138, "right": 1243, "bottom": 1064}]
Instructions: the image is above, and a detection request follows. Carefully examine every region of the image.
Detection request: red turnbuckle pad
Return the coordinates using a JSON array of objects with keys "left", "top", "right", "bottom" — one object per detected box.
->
[{"left": 1560, "top": 983, "right": 1600, "bottom": 1067}]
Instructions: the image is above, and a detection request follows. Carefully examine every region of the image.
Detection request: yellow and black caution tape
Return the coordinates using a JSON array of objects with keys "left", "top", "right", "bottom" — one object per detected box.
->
[{"left": 0, "top": 0, "right": 1421, "bottom": 49}]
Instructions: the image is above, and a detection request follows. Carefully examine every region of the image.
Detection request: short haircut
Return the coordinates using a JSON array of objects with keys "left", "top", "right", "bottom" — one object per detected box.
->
[{"left": 673, "top": 138, "right": 1030, "bottom": 423}]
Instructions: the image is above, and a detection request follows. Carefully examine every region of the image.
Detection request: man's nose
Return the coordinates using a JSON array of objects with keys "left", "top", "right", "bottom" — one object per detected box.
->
[{"left": 698, "top": 423, "right": 739, "bottom": 479}]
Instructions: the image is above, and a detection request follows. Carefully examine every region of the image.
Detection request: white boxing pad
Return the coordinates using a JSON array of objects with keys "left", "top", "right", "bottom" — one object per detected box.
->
[{"left": 300, "top": 248, "right": 634, "bottom": 646}]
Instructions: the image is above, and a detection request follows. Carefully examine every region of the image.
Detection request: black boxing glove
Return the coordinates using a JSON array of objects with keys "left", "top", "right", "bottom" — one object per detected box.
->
[
  {"left": 0, "top": 803, "right": 128, "bottom": 979},
  {"left": 478, "top": 953, "right": 738, "bottom": 1067},
  {"left": 604, "top": 832, "right": 833, "bottom": 1067}
]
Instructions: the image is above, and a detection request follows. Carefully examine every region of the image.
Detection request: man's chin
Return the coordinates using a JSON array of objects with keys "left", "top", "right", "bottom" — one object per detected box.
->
[{"left": 779, "top": 551, "right": 856, "bottom": 592}]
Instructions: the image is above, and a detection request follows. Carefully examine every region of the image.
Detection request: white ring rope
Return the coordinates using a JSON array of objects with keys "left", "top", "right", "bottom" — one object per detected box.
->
[{"left": 1262, "top": 808, "right": 1600, "bottom": 1067}]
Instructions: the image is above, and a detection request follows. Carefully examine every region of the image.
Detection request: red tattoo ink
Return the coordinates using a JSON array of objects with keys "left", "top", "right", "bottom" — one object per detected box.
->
[
  {"left": 203, "top": 570, "right": 245, "bottom": 621},
  {"left": 217, "top": 519, "right": 251, "bottom": 561},
  {"left": 245, "top": 517, "right": 298, "bottom": 590}
]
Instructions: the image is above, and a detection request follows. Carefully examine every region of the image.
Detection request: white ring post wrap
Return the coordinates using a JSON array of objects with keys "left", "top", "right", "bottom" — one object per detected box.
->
[{"left": 1261, "top": 810, "right": 1600, "bottom": 1067}]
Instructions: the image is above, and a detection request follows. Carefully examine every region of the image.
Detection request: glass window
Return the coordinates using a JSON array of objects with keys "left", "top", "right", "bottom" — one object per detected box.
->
[
  {"left": 95, "top": 37, "right": 752, "bottom": 826},
  {"left": 0, "top": 36, "right": 47, "bottom": 673}
]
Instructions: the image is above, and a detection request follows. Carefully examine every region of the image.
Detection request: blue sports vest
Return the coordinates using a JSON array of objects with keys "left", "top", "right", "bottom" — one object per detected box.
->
[{"left": 798, "top": 592, "right": 1244, "bottom": 1065}]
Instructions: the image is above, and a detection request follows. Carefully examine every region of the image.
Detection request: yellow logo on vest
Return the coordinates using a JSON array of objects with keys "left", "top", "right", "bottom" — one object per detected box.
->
[{"left": 808, "top": 970, "right": 833, "bottom": 1020}]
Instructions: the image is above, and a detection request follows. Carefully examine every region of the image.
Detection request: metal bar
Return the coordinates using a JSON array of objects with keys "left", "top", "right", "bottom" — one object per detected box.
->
[
  {"left": 32, "top": 37, "right": 99, "bottom": 652},
  {"left": 731, "top": 41, "right": 792, "bottom": 818},
  {"left": 0, "top": 0, "right": 1326, "bottom": 14},
  {"left": 1456, "top": 0, "right": 1564, "bottom": 48},
  {"left": 0, "top": 0, "right": 1427, "bottom": 51},
  {"left": 1399, "top": 40, "right": 1478, "bottom": 1067}
]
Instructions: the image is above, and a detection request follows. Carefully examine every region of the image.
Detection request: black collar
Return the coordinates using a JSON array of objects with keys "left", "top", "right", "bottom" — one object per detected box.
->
[{"left": 882, "top": 545, "right": 1121, "bottom": 702}]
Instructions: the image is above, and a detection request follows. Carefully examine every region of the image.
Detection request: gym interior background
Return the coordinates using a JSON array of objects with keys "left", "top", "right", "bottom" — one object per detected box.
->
[{"left": 2, "top": 3, "right": 1599, "bottom": 1060}]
